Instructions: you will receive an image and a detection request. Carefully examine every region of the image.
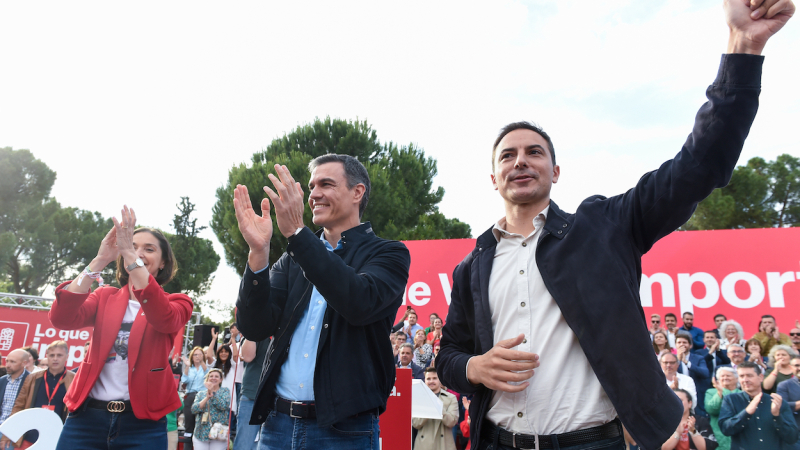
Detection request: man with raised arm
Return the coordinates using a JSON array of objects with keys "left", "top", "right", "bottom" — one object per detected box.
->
[
  {"left": 436, "top": 1, "right": 795, "bottom": 449},
  {"left": 233, "top": 154, "right": 410, "bottom": 450}
]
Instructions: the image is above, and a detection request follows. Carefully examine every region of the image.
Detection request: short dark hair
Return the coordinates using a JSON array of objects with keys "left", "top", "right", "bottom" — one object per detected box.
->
[
  {"left": 714, "top": 314, "right": 727, "bottom": 321},
  {"left": 682, "top": 312, "right": 693, "bottom": 317},
  {"left": 424, "top": 367, "right": 438, "bottom": 375},
  {"left": 703, "top": 330, "right": 718, "bottom": 337},
  {"left": 738, "top": 360, "right": 762, "bottom": 375},
  {"left": 675, "top": 332, "right": 693, "bottom": 344},
  {"left": 492, "top": 122, "right": 556, "bottom": 170},
  {"left": 22, "top": 346, "right": 39, "bottom": 365},
  {"left": 665, "top": 313, "right": 677, "bottom": 321},
  {"left": 673, "top": 388, "right": 693, "bottom": 405},
  {"left": 308, "top": 154, "right": 371, "bottom": 218},
  {"left": 116, "top": 227, "right": 177, "bottom": 287}
]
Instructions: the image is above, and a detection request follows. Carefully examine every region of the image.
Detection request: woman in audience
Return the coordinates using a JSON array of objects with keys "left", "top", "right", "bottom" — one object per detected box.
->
[
  {"left": 652, "top": 330, "right": 674, "bottom": 356},
  {"left": 181, "top": 346, "right": 208, "bottom": 445},
  {"left": 660, "top": 389, "right": 717, "bottom": 450},
  {"left": 718, "top": 320, "right": 746, "bottom": 350},
  {"left": 426, "top": 317, "right": 444, "bottom": 345},
  {"left": 704, "top": 367, "right": 740, "bottom": 450},
  {"left": 191, "top": 368, "right": 231, "bottom": 450},
  {"left": 210, "top": 344, "right": 238, "bottom": 420},
  {"left": 745, "top": 338, "right": 769, "bottom": 371},
  {"left": 412, "top": 329, "right": 433, "bottom": 368},
  {"left": 762, "top": 345, "right": 799, "bottom": 394},
  {"left": 50, "top": 207, "right": 192, "bottom": 450}
]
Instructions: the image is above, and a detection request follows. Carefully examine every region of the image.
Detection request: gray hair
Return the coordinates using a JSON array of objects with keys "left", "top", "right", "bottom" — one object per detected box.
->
[
  {"left": 716, "top": 366, "right": 736, "bottom": 379},
  {"left": 659, "top": 351, "right": 678, "bottom": 362},
  {"left": 728, "top": 343, "right": 744, "bottom": 352},
  {"left": 308, "top": 154, "right": 371, "bottom": 218},
  {"left": 768, "top": 344, "right": 799, "bottom": 367},
  {"left": 399, "top": 343, "right": 415, "bottom": 352},
  {"left": 720, "top": 320, "right": 744, "bottom": 342}
]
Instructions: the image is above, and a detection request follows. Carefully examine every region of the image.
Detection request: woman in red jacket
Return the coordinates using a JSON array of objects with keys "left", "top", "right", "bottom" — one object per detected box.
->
[{"left": 50, "top": 206, "right": 193, "bottom": 450}]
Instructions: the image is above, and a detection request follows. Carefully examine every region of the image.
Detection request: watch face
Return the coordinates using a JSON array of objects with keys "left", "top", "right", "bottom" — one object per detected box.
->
[{"left": 136, "top": 258, "right": 144, "bottom": 267}]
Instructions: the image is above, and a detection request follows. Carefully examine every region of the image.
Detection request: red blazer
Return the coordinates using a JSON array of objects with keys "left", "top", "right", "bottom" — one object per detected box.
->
[{"left": 50, "top": 275, "right": 193, "bottom": 420}]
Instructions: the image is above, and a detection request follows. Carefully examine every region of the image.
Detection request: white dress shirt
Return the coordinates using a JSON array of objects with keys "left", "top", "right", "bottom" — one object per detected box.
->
[{"left": 485, "top": 208, "right": 617, "bottom": 435}]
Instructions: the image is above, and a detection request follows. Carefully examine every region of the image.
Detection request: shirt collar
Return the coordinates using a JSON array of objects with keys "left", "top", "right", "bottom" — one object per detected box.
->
[
  {"left": 320, "top": 233, "right": 342, "bottom": 251},
  {"left": 491, "top": 205, "right": 549, "bottom": 242}
]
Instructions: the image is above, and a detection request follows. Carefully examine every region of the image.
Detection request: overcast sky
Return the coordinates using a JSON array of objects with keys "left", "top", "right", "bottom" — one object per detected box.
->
[{"left": 2, "top": 1, "right": 798, "bottom": 320}]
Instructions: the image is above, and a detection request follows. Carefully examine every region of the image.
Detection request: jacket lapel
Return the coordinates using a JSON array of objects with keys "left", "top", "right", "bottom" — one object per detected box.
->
[
  {"left": 97, "top": 288, "right": 130, "bottom": 364},
  {"left": 127, "top": 298, "right": 148, "bottom": 374},
  {"left": 474, "top": 228, "right": 497, "bottom": 354}
]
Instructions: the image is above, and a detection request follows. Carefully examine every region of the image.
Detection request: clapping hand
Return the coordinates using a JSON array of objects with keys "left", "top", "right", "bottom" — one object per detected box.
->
[
  {"left": 263, "top": 165, "right": 306, "bottom": 238},
  {"left": 770, "top": 393, "right": 783, "bottom": 416},
  {"left": 746, "top": 392, "right": 762, "bottom": 414},
  {"left": 95, "top": 226, "right": 120, "bottom": 267},
  {"left": 233, "top": 184, "right": 274, "bottom": 271},
  {"left": 112, "top": 206, "right": 137, "bottom": 266}
]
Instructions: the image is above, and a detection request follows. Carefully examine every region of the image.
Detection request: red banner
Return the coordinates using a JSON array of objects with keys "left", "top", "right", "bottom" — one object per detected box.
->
[
  {"left": 398, "top": 228, "right": 800, "bottom": 338},
  {"left": 379, "top": 367, "right": 413, "bottom": 450},
  {"left": 0, "top": 306, "right": 92, "bottom": 369}
]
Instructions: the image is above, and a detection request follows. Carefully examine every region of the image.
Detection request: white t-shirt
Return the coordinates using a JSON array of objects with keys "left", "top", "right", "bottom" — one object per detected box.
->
[{"left": 90, "top": 300, "right": 140, "bottom": 401}]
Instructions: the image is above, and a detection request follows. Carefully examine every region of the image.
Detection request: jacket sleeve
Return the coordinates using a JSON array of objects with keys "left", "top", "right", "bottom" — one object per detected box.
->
[
  {"left": 236, "top": 254, "right": 291, "bottom": 342},
  {"left": 776, "top": 381, "right": 796, "bottom": 413},
  {"left": 688, "top": 354, "right": 710, "bottom": 380},
  {"left": 10, "top": 375, "right": 34, "bottom": 417},
  {"left": 442, "top": 395, "right": 459, "bottom": 428},
  {"left": 776, "top": 402, "right": 799, "bottom": 444},
  {"left": 285, "top": 228, "right": 411, "bottom": 326},
  {"left": 49, "top": 281, "right": 104, "bottom": 329},
  {"left": 704, "top": 388, "right": 724, "bottom": 416},
  {"left": 718, "top": 395, "right": 748, "bottom": 436},
  {"left": 604, "top": 54, "right": 763, "bottom": 254},
  {"left": 436, "top": 258, "right": 482, "bottom": 396},
  {"left": 412, "top": 417, "right": 427, "bottom": 429},
  {"left": 131, "top": 275, "right": 193, "bottom": 335}
]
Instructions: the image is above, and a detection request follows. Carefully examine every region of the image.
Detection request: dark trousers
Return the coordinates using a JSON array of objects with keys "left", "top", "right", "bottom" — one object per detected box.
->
[{"left": 183, "top": 391, "right": 198, "bottom": 450}]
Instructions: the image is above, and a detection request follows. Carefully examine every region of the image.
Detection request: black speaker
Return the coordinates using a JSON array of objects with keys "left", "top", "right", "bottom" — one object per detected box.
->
[{"left": 193, "top": 324, "right": 219, "bottom": 348}]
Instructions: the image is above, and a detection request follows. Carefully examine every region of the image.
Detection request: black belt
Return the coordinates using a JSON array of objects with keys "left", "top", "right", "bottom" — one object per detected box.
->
[
  {"left": 483, "top": 418, "right": 622, "bottom": 449},
  {"left": 276, "top": 397, "right": 316, "bottom": 419},
  {"left": 86, "top": 398, "right": 132, "bottom": 413}
]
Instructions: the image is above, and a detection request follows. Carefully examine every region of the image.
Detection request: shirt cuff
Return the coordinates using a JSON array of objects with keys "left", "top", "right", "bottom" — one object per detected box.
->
[{"left": 247, "top": 263, "right": 269, "bottom": 275}]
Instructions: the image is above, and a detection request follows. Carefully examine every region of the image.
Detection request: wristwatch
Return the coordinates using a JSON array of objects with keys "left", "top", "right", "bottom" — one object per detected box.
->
[{"left": 126, "top": 258, "right": 145, "bottom": 272}]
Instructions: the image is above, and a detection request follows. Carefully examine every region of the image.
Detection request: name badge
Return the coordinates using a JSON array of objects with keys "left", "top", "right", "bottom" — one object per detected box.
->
[{"left": 42, "top": 405, "right": 55, "bottom": 411}]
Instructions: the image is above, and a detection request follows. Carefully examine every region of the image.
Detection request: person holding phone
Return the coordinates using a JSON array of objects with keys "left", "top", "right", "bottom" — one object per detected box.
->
[{"left": 751, "top": 315, "right": 792, "bottom": 356}]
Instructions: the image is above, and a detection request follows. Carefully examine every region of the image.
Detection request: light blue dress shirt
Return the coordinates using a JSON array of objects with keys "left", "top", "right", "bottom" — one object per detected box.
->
[
  {"left": 272, "top": 234, "right": 338, "bottom": 401},
  {"left": 181, "top": 365, "right": 208, "bottom": 393}
]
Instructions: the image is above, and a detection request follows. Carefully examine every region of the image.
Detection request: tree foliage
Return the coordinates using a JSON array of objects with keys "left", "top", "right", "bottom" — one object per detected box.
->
[
  {"left": 212, "top": 117, "right": 471, "bottom": 274},
  {"left": 683, "top": 154, "right": 800, "bottom": 230},
  {"left": 162, "top": 197, "right": 220, "bottom": 299},
  {"left": 0, "top": 147, "right": 112, "bottom": 295}
]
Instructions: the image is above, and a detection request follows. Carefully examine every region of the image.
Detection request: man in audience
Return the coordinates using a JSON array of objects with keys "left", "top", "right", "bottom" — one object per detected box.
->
[
  {"left": 680, "top": 312, "right": 705, "bottom": 352},
  {"left": 719, "top": 361, "right": 799, "bottom": 448},
  {"left": 665, "top": 313, "right": 679, "bottom": 348},
  {"left": 723, "top": 344, "right": 747, "bottom": 372},
  {"left": 649, "top": 314, "right": 664, "bottom": 337},
  {"left": 675, "top": 333, "right": 710, "bottom": 416},
  {"left": 752, "top": 314, "right": 792, "bottom": 356},
  {"left": 413, "top": 367, "right": 458, "bottom": 450},
  {"left": 698, "top": 329, "right": 730, "bottom": 375},
  {"left": 789, "top": 326, "right": 800, "bottom": 354},
  {"left": 393, "top": 331, "right": 407, "bottom": 363},
  {"left": 0, "top": 349, "right": 30, "bottom": 430},
  {"left": 235, "top": 337, "right": 270, "bottom": 450},
  {"left": 3, "top": 341, "right": 74, "bottom": 447},
  {"left": 397, "top": 343, "right": 424, "bottom": 380},
  {"left": 20, "top": 347, "right": 41, "bottom": 374},
  {"left": 661, "top": 352, "right": 697, "bottom": 412},
  {"left": 404, "top": 312, "right": 423, "bottom": 341},
  {"left": 777, "top": 355, "right": 800, "bottom": 435},
  {"left": 714, "top": 314, "right": 727, "bottom": 333}
]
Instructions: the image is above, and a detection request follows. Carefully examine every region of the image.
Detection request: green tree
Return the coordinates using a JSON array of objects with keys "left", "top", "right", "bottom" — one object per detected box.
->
[
  {"left": 211, "top": 117, "right": 471, "bottom": 274},
  {"left": 162, "top": 197, "right": 220, "bottom": 299},
  {"left": 0, "top": 147, "right": 112, "bottom": 295},
  {"left": 683, "top": 154, "right": 800, "bottom": 230}
]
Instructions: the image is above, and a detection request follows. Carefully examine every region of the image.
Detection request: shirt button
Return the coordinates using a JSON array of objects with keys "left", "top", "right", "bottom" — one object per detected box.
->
[
  {"left": 142, "top": 299, "right": 147, "bottom": 304},
  {"left": 310, "top": 326, "right": 315, "bottom": 330},
  {"left": 519, "top": 270, "right": 524, "bottom": 275},
  {"left": 299, "top": 383, "right": 304, "bottom": 388},
  {"left": 517, "top": 412, "right": 523, "bottom": 418},
  {"left": 522, "top": 242, "right": 527, "bottom": 247},
  {"left": 304, "top": 354, "right": 308, "bottom": 358},
  {"left": 324, "top": 324, "right": 328, "bottom": 328},
  {"left": 318, "top": 301, "right": 322, "bottom": 304},
  {"left": 253, "top": 280, "right": 258, "bottom": 285},
  {"left": 522, "top": 339, "right": 527, "bottom": 344},
  {"left": 520, "top": 302, "right": 526, "bottom": 307}
]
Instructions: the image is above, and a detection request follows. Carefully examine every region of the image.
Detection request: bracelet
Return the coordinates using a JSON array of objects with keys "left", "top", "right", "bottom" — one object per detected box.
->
[{"left": 77, "top": 265, "right": 105, "bottom": 287}]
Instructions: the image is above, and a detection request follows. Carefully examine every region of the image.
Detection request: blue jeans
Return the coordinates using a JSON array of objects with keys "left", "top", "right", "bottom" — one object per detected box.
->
[
  {"left": 477, "top": 436, "right": 625, "bottom": 450},
  {"left": 233, "top": 395, "right": 261, "bottom": 450},
  {"left": 55, "top": 401, "right": 167, "bottom": 450},
  {"left": 257, "top": 409, "right": 380, "bottom": 450}
]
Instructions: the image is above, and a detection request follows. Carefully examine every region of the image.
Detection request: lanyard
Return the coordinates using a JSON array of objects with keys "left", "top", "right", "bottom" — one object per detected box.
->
[{"left": 44, "top": 371, "right": 67, "bottom": 406}]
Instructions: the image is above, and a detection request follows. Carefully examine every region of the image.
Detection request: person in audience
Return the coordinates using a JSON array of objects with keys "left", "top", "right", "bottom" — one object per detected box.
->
[
  {"left": 429, "top": 342, "right": 441, "bottom": 369},
  {"left": 427, "top": 317, "right": 444, "bottom": 345},
  {"left": 762, "top": 345, "right": 798, "bottom": 395},
  {"left": 413, "top": 329, "right": 433, "bottom": 368},
  {"left": 397, "top": 343, "right": 424, "bottom": 380},
  {"left": 744, "top": 338, "right": 769, "bottom": 372},
  {"left": 698, "top": 330, "right": 730, "bottom": 375},
  {"left": 49, "top": 209, "right": 192, "bottom": 450},
  {"left": 424, "top": 313, "right": 440, "bottom": 337},
  {"left": 790, "top": 325, "right": 800, "bottom": 354},
  {"left": 719, "top": 361, "right": 799, "bottom": 449},
  {"left": 234, "top": 338, "right": 269, "bottom": 450},
  {"left": 713, "top": 314, "right": 727, "bottom": 333},
  {"left": 2, "top": 341, "right": 74, "bottom": 448},
  {"left": 182, "top": 346, "right": 209, "bottom": 449},
  {"left": 777, "top": 355, "right": 800, "bottom": 438},
  {"left": 21, "top": 347, "right": 41, "bottom": 374},
  {"left": 722, "top": 344, "right": 746, "bottom": 371},
  {"left": 209, "top": 344, "right": 237, "bottom": 430},
  {"left": 191, "top": 368, "right": 231, "bottom": 450},
  {"left": 0, "top": 349, "right": 31, "bottom": 429},
  {"left": 392, "top": 331, "right": 407, "bottom": 363},
  {"left": 704, "top": 367, "right": 740, "bottom": 450},
  {"left": 752, "top": 314, "right": 792, "bottom": 356},
  {"left": 653, "top": 330, "right": 674, "bottom": 356},
  {"left": 661, "top": 352, "right": 697, "bottom": 413},
  {"left": 665, "top": 313, "right": 679, "bottom": 348},
  {"left": 650, "top": 314, "right": 665, "bottom": 337},
  {"left": 718, "top": 320, "right": 746, "bottom": 351},
  {"left": 659, "top": 388, "right": 718, "bottom": 450},
  {"left": 412, "top": 367, "right": 458, "bottom": 450},
  {"left": 680, "top": 312, "right": 705, "bottom": 352},
  {"left": 166, "top": 398, "right": 183, "bottom": 450},
  {"left": 404, "top": 312, "right": 424, "bottom": 342},
  {"left": 676, "top": 333, "right": 711, "bottom": 416},
  {"left": 393, "top": 307, "right": 417, "bottom": 334}
]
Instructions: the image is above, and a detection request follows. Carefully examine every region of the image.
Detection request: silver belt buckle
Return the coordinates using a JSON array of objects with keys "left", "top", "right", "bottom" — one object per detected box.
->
[
  {"left": 289, "top": 401, "right": 303, "bottom": 418},
  {"left": 512, "top": 432, "right": 538, "bottom": 450}
]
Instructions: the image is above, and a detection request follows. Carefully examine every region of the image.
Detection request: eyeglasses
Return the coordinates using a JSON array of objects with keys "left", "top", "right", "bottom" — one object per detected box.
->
[
  {"left": 790, "top": 333, "right": 800, "bottom": 337},
  {"left": 661, "top": 361, "right": 677, "bottom": 365},
  {"left": 728, "top": 350, "right": 745, "bottom": 354},
  {"left": 652, "top": 320, "right": 660, "bottom": 324}
]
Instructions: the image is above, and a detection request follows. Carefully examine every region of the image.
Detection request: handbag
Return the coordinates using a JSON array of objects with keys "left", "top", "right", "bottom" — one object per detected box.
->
[{"left": 208, "top": 422, "right": 229, "bottom": 440}]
